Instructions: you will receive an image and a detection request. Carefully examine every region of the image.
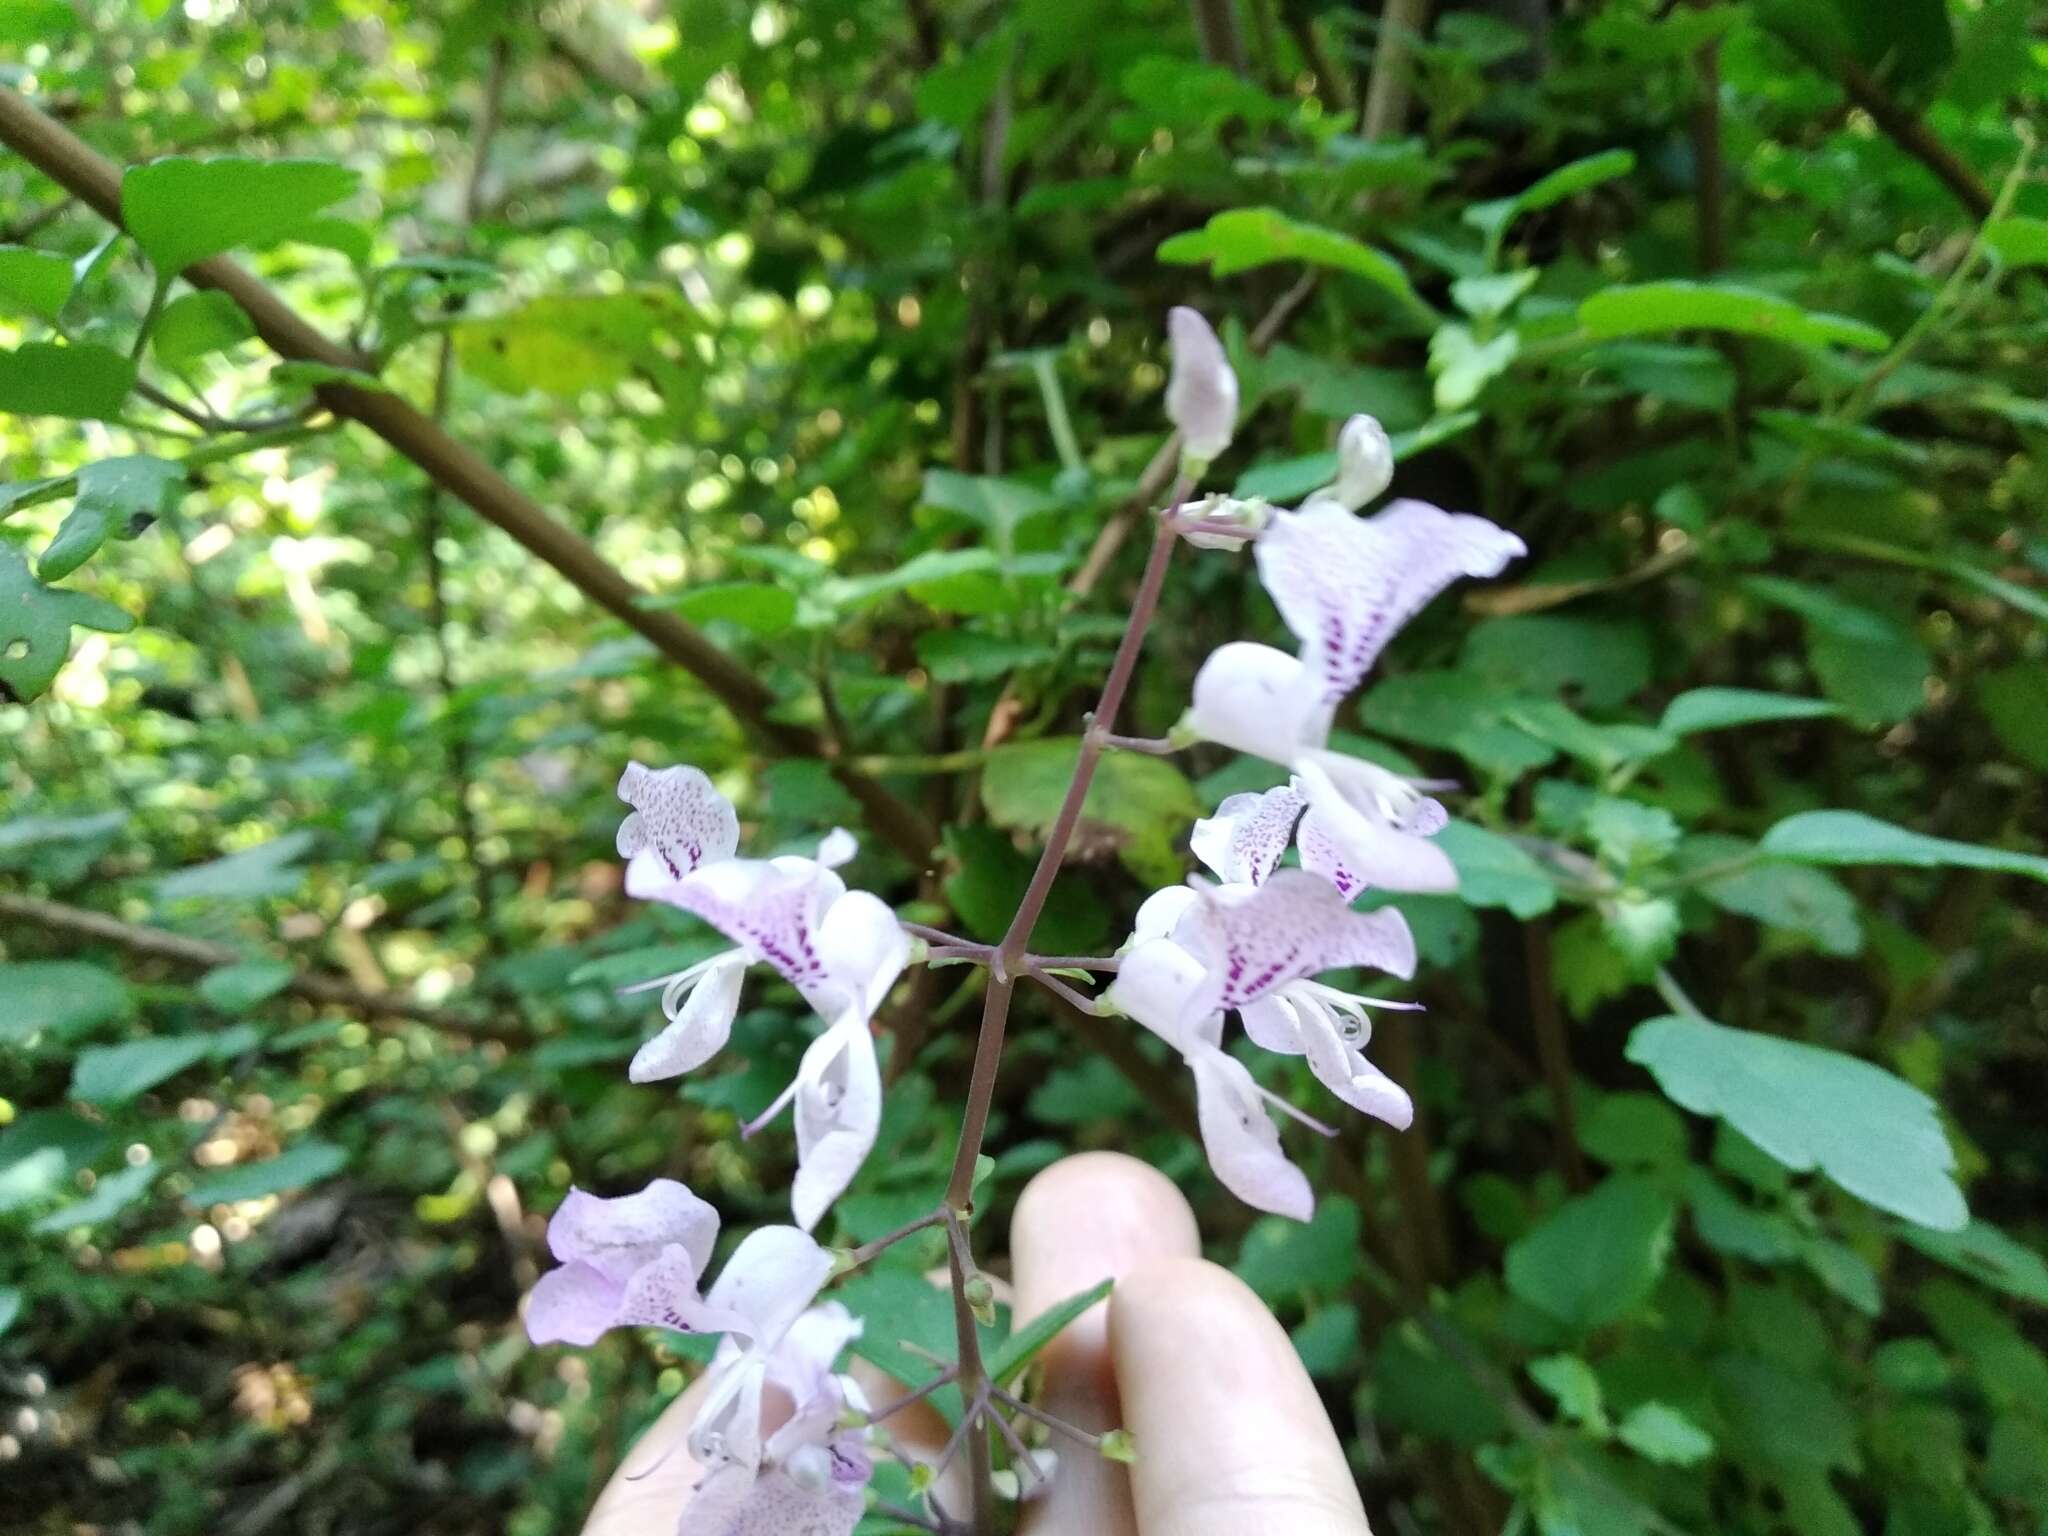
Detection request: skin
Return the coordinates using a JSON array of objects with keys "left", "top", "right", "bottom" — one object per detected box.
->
[{"left": 583, "top": 1152, "right": 1373, "bottom": 1536}]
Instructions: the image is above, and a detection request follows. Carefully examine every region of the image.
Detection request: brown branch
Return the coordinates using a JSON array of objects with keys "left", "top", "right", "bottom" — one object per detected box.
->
[
  {"left": 0, "top": 86, "right": 937, "bottom": 867},
  {"left": 1690, "top": 30, "right": 1727, "bottom": 272},
  {"left": 0, "top": 891, "right": 517, "bottom": 1040},
  {"left": 1358, "top": 0, "right": 1430, "bottom": 143}
]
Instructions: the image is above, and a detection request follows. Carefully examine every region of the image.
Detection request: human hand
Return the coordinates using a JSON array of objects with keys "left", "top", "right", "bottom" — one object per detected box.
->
[{"left": 581, "top": 1151, "right": 1373, "bottom": 1536}]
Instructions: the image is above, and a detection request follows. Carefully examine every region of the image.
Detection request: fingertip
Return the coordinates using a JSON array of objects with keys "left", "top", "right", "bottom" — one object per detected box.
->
[{"left": 1112, "top": 1257, "right": 1371, "bottom": 1536}]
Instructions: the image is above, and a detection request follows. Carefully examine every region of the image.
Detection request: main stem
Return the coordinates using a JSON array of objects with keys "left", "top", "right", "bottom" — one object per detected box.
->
[{"left": 938, "top": 500, "right": 1183, "bottom": 1533}]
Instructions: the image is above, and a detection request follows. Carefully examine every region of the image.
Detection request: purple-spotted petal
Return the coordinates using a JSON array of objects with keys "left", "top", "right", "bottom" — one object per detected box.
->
[
  {"left": 684, "top": 1462, "right": 866, "bottom": 1536},
  {"left": 1189, "top": 782, "right": 1307, "bottom": 887},
  {"left": 1185, "top": 642, "right": 1333, "bottom": 764},
  {"left": 663, "top": 856, "right": 846, "bottom": 1013},
  {"left": 1179, "top": 869, "right": 1419, "bottom": 1025},
  {"left": 705, "top": 1225, "right": 835, "bottom": 1347},
  {"left": 616, "top": 762, "right": 740, "bottom": 887},
  {"left": 790, "top": 1019, "right": 882, "bottom": 1232},
  {"left": 612, "top": 1243, "right": 742, "bottom": 1336},
  {"left": 1254, "top": 498, "right": 1526, "bottom": 702},
  {"left": 546, "top": 1179, "right": 721, "bottom": 1281},
  {"left": 629, "top": 956, "right": 748, "bottom": 1083},
  {"left": 1165, "top": 306, "right": 1238, "bottom": 462},
  {"left": 1295, "top": 757, "right": 1457, "bottom": 896},
  {"left": 1189, "top": 1049, "right": 1313, "bottom": 1221}
]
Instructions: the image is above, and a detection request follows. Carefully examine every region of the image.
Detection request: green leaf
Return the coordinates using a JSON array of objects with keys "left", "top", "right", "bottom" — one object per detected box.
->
[
  {"left": 920, "top": 470, "right": 1060, "bottom": 548},
  {"left": 187, "top": 1140, "right": 349, "bottom": 1204},
  {"left": 452, "top": 290, "right": 696, "bottom": 399},
  {"left": 72, "top": 1033, "right": 222, "bottom": 1104},
  {"left": 155, "top": 830, "right": 316, "bottom": 902},
  {"left": 0, "top": 244, "right": 76, "bottom": 320},
  {"left": 1464, "top": 149, "right": 1636, "bottom": 247},
  {"left": 0, "top": 1285, "right": 19, "bottom": 1338},
  {"left": 915, "top": 631, "right": 1059, "bottom": 684},
  {"left": 1578, "top": 1092, "right": 1688, "bottom": 1170},
  {"left": 0, "top": 960, "right": 132, "bottom": 1044},
  {"left": 29, "top": 1158, "right": 158, "bottom": 1233},
  {"left": 1976, "top": 663, "right": 2048, "bottom": 772},
  {"left": 0, "top": 340, "right": 138, "bottom": 419},
  {"left": 1436, "top": 819, "right": 1557, "bottom": 918},
  {"left": 0, "top": 542, "right": 137, "bottom": 701},
  {"left": 982, "top": 737, "right": 1199, "bottom": 885},
  {"left": 197, "top": 959, "right": 296, "bottom": 1013},
  {"left": 1698, "top": 857, "right": 1861, "bottom": 957},
  {"left": 1626, "top": 1013, "right": 1967, "bottom": 1229},
  {"left": 1428, "top": 323, "right": 1520, "bottom": 411},
  {"left": 663, "top": 581, "right": 798, "bottom": 635},
  {"left": 1983, "top": 216, "right": 2048, "bottom": 268},
  {"left": 1236, "top": 1197, "right": 1363, "bottom": 1303},
  {"left": 1617, "top": 1402, "right": 1715, "bottom": 1466},
  {"left": 0, "top": 1110, "right": 109, "bottom": 1214},
  {"left": 121, "top": 156, "right": 361, "bottom": 274},
  {"left": 1505, "top": 1177, "right": 1676, "bottom": 1332},
  {"left": 40, "top": 454, "right": 184, "bottom": 581},
  {"left": 0, "top": 0, "right": 77, "bottom": 42},
  {"left": 989, "top": 1278, "right": 1112, "bottom": 1387},
  {"left": 1801, "top": 1237, "right": 1880, "bottom": 1315},
  {"left": 1898, "top": 1219, "right": 2048, "bottom": 1308},
  {"left": 1158, "top": 207, "right": 1424, "bottom": 313},
  {"left": 1578, "top": 282, "right": 1889, "bottom": 351},
  {"left": 1660, "top": 688, "right": 1841, "bottom": 735},
  {"left": 151, "top": 290, "right": 256, "bottom": 365},
  {"left": 1759, "top": 810, "right": 2048, "bottom": 885},
  {"left": 1529, "top": 1353, "right": 1608, "bottom": 1431}
]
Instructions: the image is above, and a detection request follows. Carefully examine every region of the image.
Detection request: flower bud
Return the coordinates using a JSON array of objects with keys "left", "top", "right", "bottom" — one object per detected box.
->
[
  {"left": 1099, "top": 1428, "right": 1138, "bottom": 1463},
  {"left": 1330, "top": 414, "right": 1393, "bottom": 510},
  {"left": 1177, "top": 493, "right": 1271, "bottom": 551},
  {"left": 963, "top": 1270, "right": 997, "bottom": 1326},
  {"left": 1165, "top": 306, "right": 1238, "bottom": 469}
]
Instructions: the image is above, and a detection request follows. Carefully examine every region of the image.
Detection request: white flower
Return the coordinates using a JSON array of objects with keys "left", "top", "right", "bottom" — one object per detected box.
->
[{"left": 1165, "top": 306, "right": 1238, "bottom": 465}]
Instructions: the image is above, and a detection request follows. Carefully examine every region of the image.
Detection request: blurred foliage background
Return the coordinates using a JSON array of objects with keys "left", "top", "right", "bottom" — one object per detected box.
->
[{"left": 3, "top": 0, "right": 2047, "bottom": 1533}]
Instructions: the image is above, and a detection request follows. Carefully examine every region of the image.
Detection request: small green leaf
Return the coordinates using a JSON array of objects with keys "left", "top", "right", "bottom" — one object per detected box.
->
[
  {"left": 121, "top": 156, "right": 360, "bottom": 274},
  {"left": 1436, "top": 819, "right": 1556, "bottom": 918},
  {"left": 1626, "top": 1013, "right": 1967, "bottom": 1229},
  {"left": 662, "top": 580, "right": 798, "bottom": 635},
  {"left": 72, "top": 1033, "right": 221, "bottom": 1104},
  {"left": 1466, "top": 149, "right": 1638, "bottom": 242},
  {"left": 1158, "top": 207, "right": 1424, "bottom": 313},
  {"left": 39, "top": 454, "right": 184, "bottom": 581},
  {"left": 151, "top": 290, "right": 256, "bottom": 365},
  {"left": 0, "top": 1285, "right": 19, "bottom": 1338},
  {"left": 1578, "top": 282, "right": 1888, "bottom": 351},
  {"left": 155, "top": 830, "right": 316, "bottom": 902},
  {"left": 0, "top": 244, "right": 76, "bottom": 320},
  {"left": 982, "top": 737, "right": 1199, "bottom": 885},
  {"left": 1506, "top": 1177, "right": 1676, "bottom": 1332},
  {"left": 1759, "top": 810, "right": 2048, "bottom": 885},
  {"left": 989, "top": 1278, "right": 1112, "bottom": 1387},
  {"left": 915, "top": 632, "right": 1059, "bottom": 685},
  {"left": 187, "top": 1140, "right": 349, "bottom": 1204},
  {"left": 0, "top": 960, "right": 131, "bottom": 1044},
  {"left": 1976, "top": 663, "right": 2048, "bottom": 773},
  {"left": 1529, "top": 1353, "right": 1609, "bottom": 1431},
  {"left": 29, "top": 1158, "right": 157, "bottom": 1233},
  {"left": 0, "top": 340, "right": 138, "bottom": 419},
  {"left": 197, "top": 959, "right": 296, "bottom": 1013},
  {"left": 1428, "top": 323, "right": 1520, "bottom": 411},
  {"left": 1660, "top": 688, "right": 1841, "bottom": 735},
  {"left": 1898, "top": 1219, "right": 2048, "bottom": 1308},
  {"left": 1617, "top": 1402, "right": 1715, "bottom": 1466},
  {"left": 0, "top": 542, "right": 136, "bottom": 701},
  {"left": 1983, "top": 216, "right": 2048, "bottom": 268}
]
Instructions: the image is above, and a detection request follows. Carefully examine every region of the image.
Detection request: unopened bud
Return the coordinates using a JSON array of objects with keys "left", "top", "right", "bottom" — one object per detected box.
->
[
  {"left": 964, "top": 1271, "right": 997, "bottom": 1326},
  {"left": 1099, "top": 1429, "right": 1138, "bottom": 1464},
  {"left": 1330, "top": 414, "right": 1393, "bottom": 510},
  {"left": 908, "top": 1462, "right": 936, "bottom": 1493},
  {"left": 1177, "top": 493, "right": 1270, "bottom": 551},
  {"left": 1165, "top": 306, "right": 1238, "bottom": 469}
]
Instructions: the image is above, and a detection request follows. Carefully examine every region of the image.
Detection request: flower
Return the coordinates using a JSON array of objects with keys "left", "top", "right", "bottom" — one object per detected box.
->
[
  {"left": 1165, "top": 306, "right": 1238, "bottom": 466},
  {"left": 1181, "top": 416, "right": 1525, "bottom": 893},
  {"left": 524, "top": 1181, "right": 872, "bottom": 1535},
  {"left": 617, "top": 763, "right": 909, "bottom": 1230},
  {"left": 1107, "top": 868, "right": 1418, "bottom": 1219}
]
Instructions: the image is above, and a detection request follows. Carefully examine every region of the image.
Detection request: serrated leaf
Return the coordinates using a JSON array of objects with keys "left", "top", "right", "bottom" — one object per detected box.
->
[
  {"left": 1158, "top": 207, "right": 1424, "bottom": 312},
  {"left": 989, "top": 1278, "right": 1112, "bottom": 1387},
  {"left": 1760, "top": 810, "right": 2048, "bottom": 885},
  {"left": 1529, "top": 1353, "right": 1608, "bottom": 1431},
  {"left": 122, "top": 156, "right": 360, "bottom": 273},
  {"left": 0, "top": 340, "right": 137, "bottom": 420},
  {"left": 39, "top": 454, "right": 183, "bottom": 581},
  {"left": 1626, "top": 1013, "right": 1966, "bottom": 1229}
]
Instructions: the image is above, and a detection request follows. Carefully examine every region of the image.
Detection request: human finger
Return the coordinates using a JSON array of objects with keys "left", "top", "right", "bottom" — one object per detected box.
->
[
  {"left": 1111, "top": 1256, "right": 1371, "bottom": 1536},
  {"left": 1010, "top": 1152, "right": 1201, "bottom": 1536}
]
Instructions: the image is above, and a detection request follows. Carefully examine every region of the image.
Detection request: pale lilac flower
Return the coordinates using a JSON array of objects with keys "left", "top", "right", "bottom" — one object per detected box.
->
[
  {"left": 1180, "top": 416, "right": 1524, "bottom": 893},
  {"left": 1107, "top": 869, "right": 1419, "bottom": 1219},
  {"left": 687, "top": 1301, "right": 873, "bottom": 1536},
  {"left": 618, "top": 764, "right": 909, "bottom": 1230},
  {"left": 1165, "top": 306, "right": 1238, "bottom": 466}
]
